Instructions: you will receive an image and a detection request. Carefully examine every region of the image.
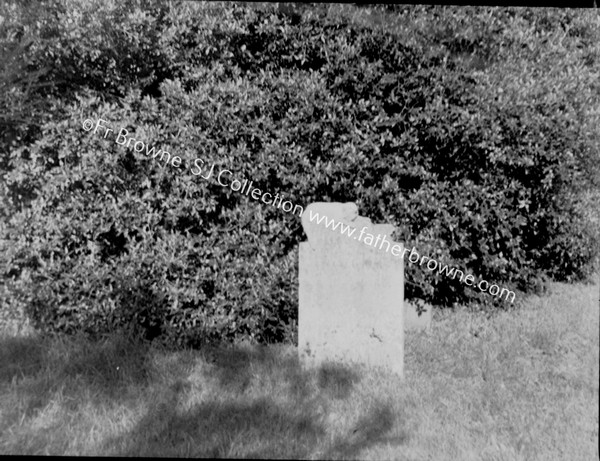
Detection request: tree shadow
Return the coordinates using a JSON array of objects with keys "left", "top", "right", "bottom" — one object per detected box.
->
[
  {"left": 209, "top": 344, "right": 317, "bottom": 398},
  {"left": 102, "top": 343, "right": 407, "bottom": 458},
  {"left": 324, "top": 401, "right": 410, "bottom": 459},
  {"left": 0, "top": 331, "right": 162, "bottom": 418},
  {"left": 209, "top": 344, "right": 363, "bottom": 400},
  {"left": 2, "top": 334, "right": 408, "bottom": 457},
  {"left": 317, "top": 362, "right": 361, "bottom": 400},
  {"left": 104, "top": 390, "right": 326, "bottom": 458}
]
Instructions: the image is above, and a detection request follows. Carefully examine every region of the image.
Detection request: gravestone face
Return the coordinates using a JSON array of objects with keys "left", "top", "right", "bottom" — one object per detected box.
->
[{"left": 298, "top": 202, "right": 404, "bottom": 377}]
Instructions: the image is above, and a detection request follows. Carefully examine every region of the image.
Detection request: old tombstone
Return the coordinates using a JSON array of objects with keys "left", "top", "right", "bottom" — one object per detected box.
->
[{"left": 298, "top": 202, "right": 404, "bottom": 377}]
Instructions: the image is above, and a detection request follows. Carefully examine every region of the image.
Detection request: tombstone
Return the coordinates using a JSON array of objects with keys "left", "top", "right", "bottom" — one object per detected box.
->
[
  {"left": 298, "top": 202, "right": 404, "bottom": 377},
  {"left": 404, "top": 299, "right": 433, "bottom": 332}
]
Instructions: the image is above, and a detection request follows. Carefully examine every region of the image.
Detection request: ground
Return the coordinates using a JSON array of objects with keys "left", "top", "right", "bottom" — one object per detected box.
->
[{"left": 0, "top": 275, "right": 598, "bottom": 459}]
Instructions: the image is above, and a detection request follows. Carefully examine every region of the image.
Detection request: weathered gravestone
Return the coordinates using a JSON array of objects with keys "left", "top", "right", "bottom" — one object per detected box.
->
[{"left": 298, "top": 202, "right": 404, "bottom": 377}]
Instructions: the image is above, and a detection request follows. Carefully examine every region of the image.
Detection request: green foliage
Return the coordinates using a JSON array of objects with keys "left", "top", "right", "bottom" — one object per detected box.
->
[
  {"left": 1, "top": 1, "right": 598, "bottom": 345},
  {"left": 0, "top": 6, "right": 53, "bottom": 175}
]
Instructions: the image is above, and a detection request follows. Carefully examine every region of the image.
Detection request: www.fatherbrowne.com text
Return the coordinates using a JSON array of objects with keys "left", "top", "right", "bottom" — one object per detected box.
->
[{"left": 306, "top": 209, "right": 516, "bottom": 303}]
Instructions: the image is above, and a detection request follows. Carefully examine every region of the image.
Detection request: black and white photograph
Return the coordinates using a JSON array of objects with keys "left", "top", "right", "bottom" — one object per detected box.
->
[{"left": 0, "top": 1, "right": 598, "bottom": 458}]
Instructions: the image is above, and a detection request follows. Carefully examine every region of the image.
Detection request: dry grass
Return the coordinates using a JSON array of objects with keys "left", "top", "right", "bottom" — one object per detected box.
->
[{"left": 1, "top": 275, "right": 598, "bottom": 459}]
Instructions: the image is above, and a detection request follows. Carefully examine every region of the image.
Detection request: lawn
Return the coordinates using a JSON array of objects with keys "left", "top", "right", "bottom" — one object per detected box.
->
[{"left": 1, "top": 276, "right": 598, "bottom": 459}]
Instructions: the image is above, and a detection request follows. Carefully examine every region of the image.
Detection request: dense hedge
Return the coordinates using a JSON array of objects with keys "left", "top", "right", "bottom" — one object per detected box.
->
[{"left": 1, "top": 1, "right": 599, "bottom": 345}]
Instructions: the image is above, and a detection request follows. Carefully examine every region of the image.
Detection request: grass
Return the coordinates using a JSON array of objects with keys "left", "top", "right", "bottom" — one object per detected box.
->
[{"left": 0, "top": 275, "right": 598, "bottom": 459}]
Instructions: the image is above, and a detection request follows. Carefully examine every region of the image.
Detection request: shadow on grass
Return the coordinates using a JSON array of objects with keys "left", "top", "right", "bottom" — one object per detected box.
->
[
  {"left": 102, "top": 343, "right": 405, "bottom": 458},
  {"left": 103, "top": 345, "right": 404, "bottom": 458},
  {"left": 317, "top": 362, "right": 362, "bottom": 400},
  {"left": 209, "top": 345, "right": 362, "bottom": 400},
  {"left": 326, "top": 402, "right": 408, "bottom": 459},
  {"left": 105, "top": 391, "right": 326, "bottom": 457},
  {"left": 0, "top": 332, "right": 158, "bottom": 419},
  {"left": 1, "top": 334, "right": 407, "bottom": 457}
]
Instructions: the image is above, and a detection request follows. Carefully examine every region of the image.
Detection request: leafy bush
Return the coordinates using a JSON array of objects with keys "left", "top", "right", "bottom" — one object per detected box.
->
[{"left": 1, "top": 1, "right": 598, "bottom": 345}]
